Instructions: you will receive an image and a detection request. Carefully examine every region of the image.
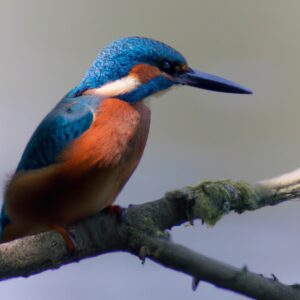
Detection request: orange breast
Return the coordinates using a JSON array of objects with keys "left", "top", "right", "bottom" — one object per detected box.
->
[
  {"left": 4, "top": 98, "right": 150, "bottom": 240},
  {"left": 62, "top": 98, "right": 150, "bottom": 172}
]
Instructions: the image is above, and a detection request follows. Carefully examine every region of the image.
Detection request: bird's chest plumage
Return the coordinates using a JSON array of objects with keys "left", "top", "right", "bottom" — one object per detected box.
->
[
  {"left": 57, "top": 98, "right": 151, "bottom": 221},
  {"left": 5, "top": 98, "right": 150, "bottom": 231}
]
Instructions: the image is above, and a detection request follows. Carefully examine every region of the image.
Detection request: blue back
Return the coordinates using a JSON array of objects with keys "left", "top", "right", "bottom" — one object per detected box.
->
[
  {"left": 0, "top": 94, "right": 102, "bottom": 234},
  {"left": 17, "top": 95, "right": 101, "bottom": 171}
]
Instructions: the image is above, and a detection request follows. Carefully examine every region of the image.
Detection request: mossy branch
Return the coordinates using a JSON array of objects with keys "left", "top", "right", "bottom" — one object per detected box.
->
[{"left": 0, "top": 169, "right": 300, "bottom": 299}]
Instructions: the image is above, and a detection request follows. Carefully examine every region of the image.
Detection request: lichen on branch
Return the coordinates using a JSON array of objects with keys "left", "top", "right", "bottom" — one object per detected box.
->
[{"left": 0, "top": 169, "right": 300, "bottom": 300}]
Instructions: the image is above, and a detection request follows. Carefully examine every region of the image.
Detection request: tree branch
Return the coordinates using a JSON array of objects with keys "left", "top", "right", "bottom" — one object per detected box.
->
[
  {"left": 1, "top": 169, "right": 300, "bottom": 299},
  {"left": 134, "top": 237, "right": 300, "bottom": 300}
]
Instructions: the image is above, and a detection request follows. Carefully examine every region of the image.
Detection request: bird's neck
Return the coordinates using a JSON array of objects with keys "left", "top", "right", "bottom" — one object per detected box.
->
[{"left": 83, "top": 75, "right": 142, "bottom": 99}]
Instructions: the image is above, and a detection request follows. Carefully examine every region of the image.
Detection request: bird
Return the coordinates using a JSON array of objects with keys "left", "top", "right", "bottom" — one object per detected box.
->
[{"left": 0, "top": 36, "right": 252, "bottom": 248}]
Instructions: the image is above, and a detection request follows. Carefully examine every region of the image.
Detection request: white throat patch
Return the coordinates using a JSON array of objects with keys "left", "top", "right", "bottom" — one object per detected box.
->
[{"left": 84, "top": 75, "right": 142, "bottom": 98}]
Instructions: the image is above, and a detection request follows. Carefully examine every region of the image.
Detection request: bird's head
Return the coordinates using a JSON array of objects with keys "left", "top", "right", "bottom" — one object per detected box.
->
[{"left": 69, "top": 37, "right": 252, "bottom": 102}]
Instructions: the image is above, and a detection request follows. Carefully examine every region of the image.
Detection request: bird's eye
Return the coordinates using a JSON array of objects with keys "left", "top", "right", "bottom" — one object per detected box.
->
[
  {"left": 161, "top": 60, "right": 172, "bottom": 72},
  {"left": 161, "top": 61, "right": 183, "bottom": 75}
]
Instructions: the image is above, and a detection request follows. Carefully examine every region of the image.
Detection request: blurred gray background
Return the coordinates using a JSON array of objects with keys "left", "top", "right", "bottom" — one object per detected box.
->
[{"left": 0, "top": 1, "right": 300, "bottom": 299}]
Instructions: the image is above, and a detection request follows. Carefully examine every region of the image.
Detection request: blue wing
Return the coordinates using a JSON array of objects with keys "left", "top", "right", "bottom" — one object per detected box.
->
[
  {"left": 0, "top": 94, "right": 103, "bottom": 235},
  {"left": 17, "top": 94, "right": 102, "bottom": 172}
]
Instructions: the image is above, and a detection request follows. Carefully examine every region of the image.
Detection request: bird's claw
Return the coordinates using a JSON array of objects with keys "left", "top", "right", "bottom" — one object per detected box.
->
[
  {"left": 103, "top": 205, "right": 125, "bottom": 223},
  {"left": 50, "top": 223, "right": 77, "bottom": 253}
]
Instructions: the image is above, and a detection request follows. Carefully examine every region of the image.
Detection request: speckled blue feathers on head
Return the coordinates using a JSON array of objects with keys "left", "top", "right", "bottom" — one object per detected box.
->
[{"left": 69, "top": 37, "right": 187, "bottom": 99}]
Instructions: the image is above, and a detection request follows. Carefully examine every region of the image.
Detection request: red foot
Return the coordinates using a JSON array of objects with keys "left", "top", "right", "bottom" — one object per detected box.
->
[
  {"left": 103, "top": 205, "right": 124, "bottom": 222},
  {"left": 50, "top": 224, "right": 77, "bottom": 253}
]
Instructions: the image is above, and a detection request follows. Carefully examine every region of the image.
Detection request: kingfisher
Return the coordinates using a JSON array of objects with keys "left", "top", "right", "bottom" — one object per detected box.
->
[{"left": 0, "top": 37, "right": 252, "bottom": 248}]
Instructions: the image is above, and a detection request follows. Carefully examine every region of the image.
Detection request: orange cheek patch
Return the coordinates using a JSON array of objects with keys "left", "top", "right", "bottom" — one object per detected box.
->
[{"left": 130, "top": 64, "right": 162, "bottom": 84}]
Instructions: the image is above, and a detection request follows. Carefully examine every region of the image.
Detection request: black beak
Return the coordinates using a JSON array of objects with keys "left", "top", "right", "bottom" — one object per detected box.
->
[{"left": 175, "top": 68, "right": 252, "bottom": 94}]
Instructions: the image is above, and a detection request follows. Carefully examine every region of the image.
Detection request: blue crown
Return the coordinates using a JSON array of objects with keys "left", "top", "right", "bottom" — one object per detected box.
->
[{"left": 69, "top": 37, "right": 187, "bottom": 101}]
